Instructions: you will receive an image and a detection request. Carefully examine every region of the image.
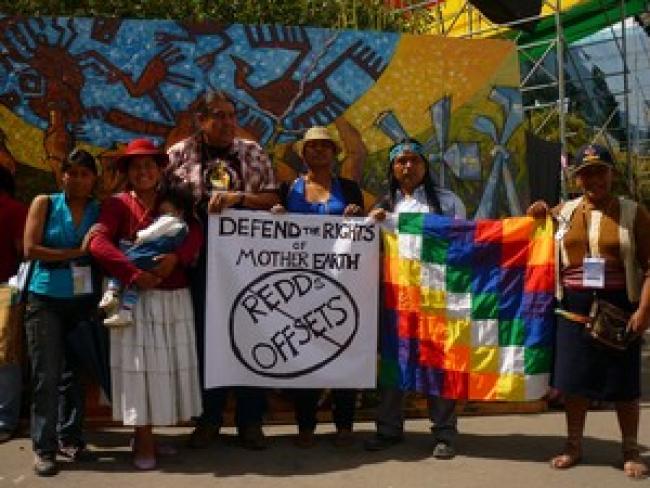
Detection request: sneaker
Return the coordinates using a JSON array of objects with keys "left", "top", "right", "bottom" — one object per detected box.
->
[
  {"left": 363, "top": 433, "right": 403, "bottom": 451},
  {"left": 34, "top": 455, "right": 58, "bottom": 476},
  {"left": 103, "top": 309, "right": 133, "bottom": 328},
  {"left": 333, "top": 428, "right": 355, "bottom": 448},
  {"left": 432, "top": 440, "right": 456, "bottom": 459},
  {"left": 98, "top": 289, "right": 119, "bottom": 312},
  {"left": 294, "top": 430, "right": 316, "bottom": 449},
  {"left": 187, "top": 423, "right": 220, "bottom": 449},
  {"left": 239, "top": 425, "right": 268, "bottom": 450}
]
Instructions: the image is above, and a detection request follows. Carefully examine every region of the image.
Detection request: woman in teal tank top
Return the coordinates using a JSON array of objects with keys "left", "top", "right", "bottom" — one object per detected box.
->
[{"left": 23, "top": 149, "right": 100, "bottom": 477}]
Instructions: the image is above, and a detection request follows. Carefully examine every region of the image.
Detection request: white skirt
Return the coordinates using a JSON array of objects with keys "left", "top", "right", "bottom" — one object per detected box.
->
[{"left": 110, "top": 288, "right": 202, "bottom": 426}]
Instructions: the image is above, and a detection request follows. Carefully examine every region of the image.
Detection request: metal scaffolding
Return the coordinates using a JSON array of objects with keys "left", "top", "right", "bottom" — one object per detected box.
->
[{"left": 390, "top": 0, "right": 649, "bottom": 199}]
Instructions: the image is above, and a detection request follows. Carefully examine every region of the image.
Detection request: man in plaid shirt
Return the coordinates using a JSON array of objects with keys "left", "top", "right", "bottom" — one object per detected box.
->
[
  {"left": 167, "top": 90, "right": 277, "bottom": 451},
  {"left": 167, "top": 91, "right": 277, "bottom": 212}
]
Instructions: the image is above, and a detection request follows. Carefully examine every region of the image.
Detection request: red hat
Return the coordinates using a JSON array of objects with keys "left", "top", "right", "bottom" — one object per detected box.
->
[{"left": 114, "top": 138, "right": 168, "bottom": 172}]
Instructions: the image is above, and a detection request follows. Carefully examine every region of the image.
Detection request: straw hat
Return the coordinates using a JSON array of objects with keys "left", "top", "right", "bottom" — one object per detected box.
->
[{"left": 294, "top": 126, "right": 341, "bottom": 158}]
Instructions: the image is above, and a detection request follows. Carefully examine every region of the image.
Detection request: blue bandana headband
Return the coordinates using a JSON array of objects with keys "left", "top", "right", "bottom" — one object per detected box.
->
[{"left": 389, "top": 141, "right": 425, "bottom": 163}]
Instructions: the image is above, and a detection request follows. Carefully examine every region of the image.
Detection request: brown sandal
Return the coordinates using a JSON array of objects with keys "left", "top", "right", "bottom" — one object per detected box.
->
[{"left": 551, "top": 397, "right": 587, "bottom": 470}]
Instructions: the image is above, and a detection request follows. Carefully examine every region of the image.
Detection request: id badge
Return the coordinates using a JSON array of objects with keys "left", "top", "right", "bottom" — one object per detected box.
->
[
  {"left": 583, "top": 257, "right": 605, "bottom": 289},
  {"left": 71, "top": 264, "right": 93, "bottom": 295}
]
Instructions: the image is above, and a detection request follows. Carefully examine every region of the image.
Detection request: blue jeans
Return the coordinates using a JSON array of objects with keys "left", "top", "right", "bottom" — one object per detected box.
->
[
  {"left": 0, "top": 363, "right": 21, "bottom": 433},
  {"left": 25, "top": 293, "right": 96, "bottom": 456}
]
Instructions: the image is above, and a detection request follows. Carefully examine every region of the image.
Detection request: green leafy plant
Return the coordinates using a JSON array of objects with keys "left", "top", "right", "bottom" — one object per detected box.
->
[{"left": 1, "top": 0, "right": 434, "bottom": 32}]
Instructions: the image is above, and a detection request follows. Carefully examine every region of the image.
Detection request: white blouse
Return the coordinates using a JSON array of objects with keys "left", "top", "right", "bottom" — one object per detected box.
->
[{"left": 393, "top": 185, "right": 466, "bottom": 218}]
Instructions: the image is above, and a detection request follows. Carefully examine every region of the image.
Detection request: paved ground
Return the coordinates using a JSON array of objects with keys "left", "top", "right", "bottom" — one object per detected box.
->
[
  {"left": 1, "top": 406, "right": 649, "bottom": 488},
  {"left": 4, "top": 335, "right": 650, "bottom": 486}
]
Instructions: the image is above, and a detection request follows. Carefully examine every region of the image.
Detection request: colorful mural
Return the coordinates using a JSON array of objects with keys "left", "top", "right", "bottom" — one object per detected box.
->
[{"left": 0, "top": 16, "right": 526, "bottom": 217}]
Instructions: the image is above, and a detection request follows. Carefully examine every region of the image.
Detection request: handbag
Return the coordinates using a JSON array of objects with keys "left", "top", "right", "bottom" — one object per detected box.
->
[
  {"left": 587, "top": 299, "right": 636, "bottom": 351},
  {"left": 0, "top": 285, "right": 24, "bottom": 365},
  {"left": 0, "top": 196, "right": 50, "bottom": 365},
  {"left": 0, "top": 261, "right": 35, "bottom": 366}
]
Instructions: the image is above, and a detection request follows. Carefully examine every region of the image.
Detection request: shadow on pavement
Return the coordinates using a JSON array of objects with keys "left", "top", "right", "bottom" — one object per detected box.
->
[{"left": 54, "top": 428, "right": 643, "bottom": 477}]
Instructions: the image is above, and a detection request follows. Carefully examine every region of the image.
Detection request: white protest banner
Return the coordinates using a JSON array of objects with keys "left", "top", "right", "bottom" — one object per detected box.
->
[{"left": 205, "top": 210, "right": 379, "bottom": 388}]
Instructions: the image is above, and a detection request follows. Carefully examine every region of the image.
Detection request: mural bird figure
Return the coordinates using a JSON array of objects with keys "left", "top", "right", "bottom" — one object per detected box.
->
[
  {"left": 104, "top": 45, "right": 194, "bottom": 123},
  {"left": 231, "top": 52, "right": 303, "bottom": 118},
  {"left": 154, "top": 21, "right": 233, "bottom": 72},
  {"left": 231, "top": 25, "right": 387, "bottom": 143}
]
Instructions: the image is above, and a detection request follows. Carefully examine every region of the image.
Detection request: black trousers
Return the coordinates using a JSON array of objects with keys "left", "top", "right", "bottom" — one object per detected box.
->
[
  {"left": 190, "top": 220, "right": 267, "bottom": 430},
  {"left": 292, "top": 389, "right": 356, "bottom": 432}
]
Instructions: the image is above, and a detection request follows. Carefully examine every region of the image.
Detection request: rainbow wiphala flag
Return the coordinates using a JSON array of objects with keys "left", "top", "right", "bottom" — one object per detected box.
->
[{"left": 380, "top": 213, "right": 555, "bottom": 401}]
